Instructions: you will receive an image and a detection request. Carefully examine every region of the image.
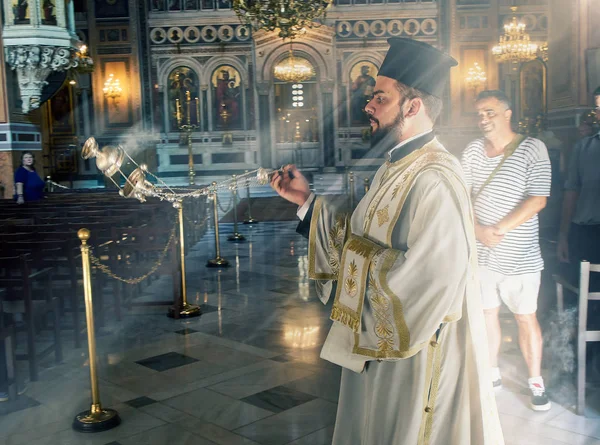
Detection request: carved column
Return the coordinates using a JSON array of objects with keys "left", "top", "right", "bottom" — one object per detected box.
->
[
  {"left": 256, "top": 81, "right": 272, "bottom": 167},
  {"left": 201, "top": 84, "right": 209, "bottom": 132},
  {"left": 321, "top": 80, "right": 335, "bottom": 167}
]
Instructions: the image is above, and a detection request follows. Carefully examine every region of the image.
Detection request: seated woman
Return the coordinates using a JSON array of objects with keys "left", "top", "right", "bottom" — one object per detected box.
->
[{"left": 14, "top": 151, "right": 45, "bottom": 204}]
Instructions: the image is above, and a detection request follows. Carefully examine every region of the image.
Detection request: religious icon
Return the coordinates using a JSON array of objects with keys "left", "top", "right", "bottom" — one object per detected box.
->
[
  {"left": 350, "top": 62, "right": 377, "bottom": 126},
  {"left": 212, "top": 65, "right": 242, "bottom": 130},
  {"left": 168, "top": 67, "right": 199, "bottom": 130},
  {"left": 406, "top": 21, "right": 418, "bottom": 35},
  {"left": 422, "top": 20, "right": 435, "bottom": 34},
  {"left": 187, "top": 29, "right": 197, "bottom": 41},
  {"left": 152, "top": 0, "right": 166, "bottom": 11},
  {"left": 14, "top": 0, "right": 29, "bottom": 23},
  {"left": 49, "top": 84, "right": 75, "bottom": 134},
  {"left": 42, "top": 0, "right": 56, "bottom": 24},
  {"left": 520, "top": 59, "right": 546, "bottom": 120}
]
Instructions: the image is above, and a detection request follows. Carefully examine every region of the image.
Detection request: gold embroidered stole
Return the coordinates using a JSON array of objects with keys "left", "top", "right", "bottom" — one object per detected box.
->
[{"left": 330, "top": 139, "right": 462, "bottom": 348}]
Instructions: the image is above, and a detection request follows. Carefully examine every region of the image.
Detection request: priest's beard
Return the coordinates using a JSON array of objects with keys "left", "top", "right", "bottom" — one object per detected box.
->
[{"left": 370, "top": 108, "right": 405, "bottom": 150}]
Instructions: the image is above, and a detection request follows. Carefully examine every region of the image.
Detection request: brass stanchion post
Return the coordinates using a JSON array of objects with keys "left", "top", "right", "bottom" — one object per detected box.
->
[
  {"left": 207, "top": 182, "right": 230, "bottom": 267},
  {"left": 228, "top": 174, "right": 245, "bottom": 242},
  {"left": 168, "top": 200, "right": 201, "bottom": 318},
  {"left": 186, "top": 127, "right": 195, "bottom": 186},
  {"left": 73, "top": 229, "right": 121, "bottom": 433},
  {"left": 364, "top": 177, "right": 370, "bottom": 194},
  {"left": 243, "top": 170, "right": 258, "bottom": 224},
  {"left": 349, "top": 171, "right": 355, "bottom": 208}
]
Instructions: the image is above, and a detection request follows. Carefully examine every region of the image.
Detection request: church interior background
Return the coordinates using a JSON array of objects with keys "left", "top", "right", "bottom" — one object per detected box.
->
[
  {"left": 1, "top": 1, "right": 600, "bottom": 444},
  {"left": 1, "top": 0, "right": 597, "bottom": 199}
]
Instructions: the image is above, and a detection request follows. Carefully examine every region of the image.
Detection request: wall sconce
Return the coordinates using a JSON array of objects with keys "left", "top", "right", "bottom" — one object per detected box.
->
[
  {"left": 103, "top": 73, "right": 122, "bottom": 110},
  {"left": 465, "top": 62, "right": 487, "bottom": 93}
]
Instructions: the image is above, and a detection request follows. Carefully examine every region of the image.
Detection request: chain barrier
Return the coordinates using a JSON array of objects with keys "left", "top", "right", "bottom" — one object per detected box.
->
[
  {"left": 46, "top": 179, "right": 70, "bottom": 190},
  {"left": 217, "top": 192, "right": 233, "bottom": 214},
  {"left": 183, "top": 214, "right": 210, "bottom": 230},
  {"left": 89, "top": 225, "right": 177, "bottom": 285}
]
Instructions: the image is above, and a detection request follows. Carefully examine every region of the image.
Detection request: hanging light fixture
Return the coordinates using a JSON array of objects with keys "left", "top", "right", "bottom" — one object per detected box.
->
[
  {"left": 465, "top": 62, "right": 487, "bottom": 91},
  {"left": 274, "top": 45, "right": 314, "bottom": 83},
  {"left": 492, "top": 7, "right": 539, "bottom": 63},
  {"left": 232, "top": 0, "right": 332, "bottom": 40}
]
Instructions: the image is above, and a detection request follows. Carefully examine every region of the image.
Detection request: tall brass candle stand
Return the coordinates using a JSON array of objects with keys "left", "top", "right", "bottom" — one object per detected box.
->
[
  {"left": 168, "top": 200, "right": 201, "bottom": 318},
  {"left": 349, "top": 171, "right": 355, "bottom": 208},
  {"left": 228, "top": 174, "right": 245, "bottom": 242},
  {"left": 207, "top": 182, "right": 230, "bottom": 267},
  {"left": 73, "top": 229, "right": 121, "bottom": 433},
  {"left": 243, "top": 171, "right": 258, "bottom": 224},
  {"left": 364, "top": 177, "right": 370, "bottom": 194},
  {"left": 179, "top": 91, "right": 198, "bottom": 186}
]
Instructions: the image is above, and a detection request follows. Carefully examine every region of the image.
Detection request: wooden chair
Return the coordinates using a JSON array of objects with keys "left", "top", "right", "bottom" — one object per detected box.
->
[
  {"left": 0, "top": 255, "right": 62, "bottom": 381},
  {"left": 6, "top": 239, "right": 82, "bottom": 348},
  {"left": 0, "top": 288, "right": 17, "bottom": 401},
  {"left": 555, "top": 261, "right": 600, "bottom": 415}
]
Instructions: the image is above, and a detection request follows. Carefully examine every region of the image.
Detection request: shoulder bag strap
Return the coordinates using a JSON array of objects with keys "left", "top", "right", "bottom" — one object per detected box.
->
[{"left": 472, "top": 134, "right": 525, "bottom": 202}]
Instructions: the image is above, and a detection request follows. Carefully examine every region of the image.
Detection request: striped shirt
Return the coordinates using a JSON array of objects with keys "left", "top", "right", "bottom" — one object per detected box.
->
[{"left": 461, "top": 137, "right": 552, "bottom": 275}]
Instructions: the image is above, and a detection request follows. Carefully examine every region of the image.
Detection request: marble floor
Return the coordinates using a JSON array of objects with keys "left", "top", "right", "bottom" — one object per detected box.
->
[{"left": 1, "top": 221, "right": 599, "bottom": 445}]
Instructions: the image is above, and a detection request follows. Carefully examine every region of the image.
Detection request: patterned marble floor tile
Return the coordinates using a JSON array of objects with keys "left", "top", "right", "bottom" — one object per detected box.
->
[
  {"left": 0, "top": 395, "right": 40, "bottom": 416},
  {"left": 19, "top": 404, "right": 166, "bottom": 445},
  {"left": 501, "top": 412, "right": 600, "bottom": 445},
  {"left": 163, "top": 388, "right": 274, "bottom": 430},
  {"left": 206, "top": 362, "right": 314, "bottom": 400},
  {"left": 283, "top": 370, "right": 341, "bottom": 404},
  {"left": 175, "top": 328, "right": 199, "bottom": 335},
  {"left": 117, "top": 424, "right": 217, "bottom": 445},
  {"left": 233, "top": 398, "right": 338, "bottom": 445},
  {"left": 173, "top": 418, "right": 262, "bottom": 445},
  {"left": 240, "top": 385, "right": 316, "bottom": 413},
  {"left": 136, "top": 352, "right": 199, "bottom": 372},
  {"left": 124, "top": 396, "right": 157, "bottom": 409},
  {"left": 285, "top": 425, "right": 336, "bottom": 445}
]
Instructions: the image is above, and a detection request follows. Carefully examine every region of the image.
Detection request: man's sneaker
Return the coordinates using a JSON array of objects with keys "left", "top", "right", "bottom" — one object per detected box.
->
[
  {"left": 0, "top": 391, "right": 8, "bottom": 402},
  {"left": 530, "top": 383, "right": 551, "bottom": 411},
  {"left": 492, "top": 378, "right": 502, "bottom": 390}
]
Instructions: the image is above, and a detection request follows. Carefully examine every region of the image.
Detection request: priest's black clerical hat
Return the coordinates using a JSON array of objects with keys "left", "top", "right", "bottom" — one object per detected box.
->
[{"left": 378, "top": 38, "right": 458, "bottom": 98}]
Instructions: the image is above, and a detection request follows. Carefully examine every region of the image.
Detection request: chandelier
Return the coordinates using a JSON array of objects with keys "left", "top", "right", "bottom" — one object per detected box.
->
[
  {"left": 103, "top": 73, "right": 122, "bottom": 99},
  {"left": 465, "top": 62, "right": 486, "bottom": 90},
  {"left": 274, "top": 49, "right": 314, "bottom": 83},
  {"left": 492, "top": 7, "right": 538, "bottom": 63},
  {"left": 232, "top": 0, "right": 332, "bottom": 40}
]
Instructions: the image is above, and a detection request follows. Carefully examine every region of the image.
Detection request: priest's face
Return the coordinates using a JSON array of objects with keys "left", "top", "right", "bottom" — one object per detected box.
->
[{"left": 365, "top": 76, "right": 407, "bottom": 148}]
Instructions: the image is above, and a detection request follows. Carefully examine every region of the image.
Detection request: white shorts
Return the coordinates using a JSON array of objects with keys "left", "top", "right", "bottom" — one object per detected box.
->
[{"left": 479, "top": 267, "right": 541, "bottom": 315}]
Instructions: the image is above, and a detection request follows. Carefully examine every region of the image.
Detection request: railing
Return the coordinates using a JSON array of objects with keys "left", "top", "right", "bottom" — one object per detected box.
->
[
  {"left": 149, "top": 0, "right": 232, "bottom": 12},
  {"left": 334, "top": 0, "right": 435, "bottom": 4}
]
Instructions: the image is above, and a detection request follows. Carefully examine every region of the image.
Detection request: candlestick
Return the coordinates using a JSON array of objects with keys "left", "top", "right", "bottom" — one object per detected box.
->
[
  {"left": 186, "top": 91, "right": 191, "bottom": 125},
  {"left": 176, "top": 99, "right": 182, "bottom": 127}
]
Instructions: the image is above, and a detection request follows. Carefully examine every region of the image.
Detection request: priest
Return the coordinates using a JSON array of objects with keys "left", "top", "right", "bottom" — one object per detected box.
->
[{"left": 271, "top": 38, "right": 504, "bottom": 445}]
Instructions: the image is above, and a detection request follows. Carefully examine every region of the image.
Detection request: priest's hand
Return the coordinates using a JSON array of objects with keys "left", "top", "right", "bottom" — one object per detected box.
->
[
  {"left": 270, "top": 164, "right": 311, "bottom": 207},
  {"left": 475, "top": 223, "right": 504, "bottom": 248}
]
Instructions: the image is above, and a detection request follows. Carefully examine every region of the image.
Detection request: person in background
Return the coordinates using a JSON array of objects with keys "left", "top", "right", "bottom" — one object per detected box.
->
[
  {"left": 558, "top": 86, "right": 600, "bottom": 288},
  {"left": 14, "top": 151, "right": 45, "bottom": 204},
  {"left": 461, "top": 90, "right": 552, "bottom": 412}
]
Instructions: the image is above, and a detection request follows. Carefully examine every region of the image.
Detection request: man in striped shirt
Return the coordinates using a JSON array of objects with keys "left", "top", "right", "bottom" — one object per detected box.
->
[{"left": 461, "top": 90, "right": 552, "bottom": 411}]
